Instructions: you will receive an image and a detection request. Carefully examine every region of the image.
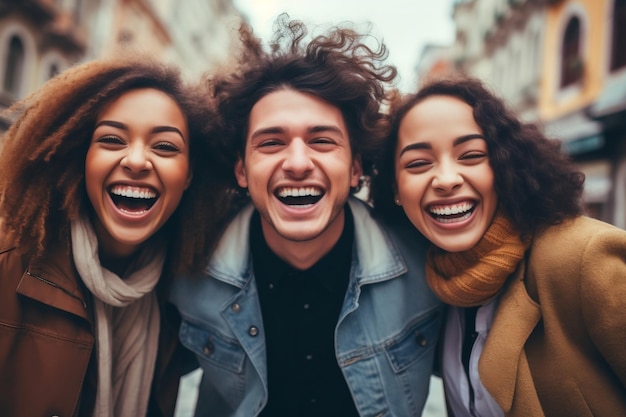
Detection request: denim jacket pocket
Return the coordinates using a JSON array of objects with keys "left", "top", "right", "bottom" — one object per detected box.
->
[
  {"left": 385, "top": 310, "right": 441, "bottom": 373},
  {"left": 179, "top": 319, "right": 256, "bottom": 413},
  {"left": 179, "top": 319, "right": 246, "bottom": 373}
]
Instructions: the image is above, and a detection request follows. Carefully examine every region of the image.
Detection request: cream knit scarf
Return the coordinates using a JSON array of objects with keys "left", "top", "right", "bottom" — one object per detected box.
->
[
  {"left": 71, "top": 216, "right": 163, "bottom": 417},
  {"left": 426, "top": 212, "right": 529, "bottom": 307}
]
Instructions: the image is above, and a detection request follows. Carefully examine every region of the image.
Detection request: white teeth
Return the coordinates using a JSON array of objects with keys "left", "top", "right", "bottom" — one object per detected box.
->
[
  {"left": 436, "top": 211, "right": 472, "bottom": 223},
  {"left": 277, "top": 187, "right": 322, "bottom": 198},
  {"left": 429, "top": 201, "right": 474, "bottom": 216},
  {"left": 110, "top": 185, "right": 157, "bottom": 199},
  {"left": 119, "top": 208, "right": 148, "bottom": 214}
]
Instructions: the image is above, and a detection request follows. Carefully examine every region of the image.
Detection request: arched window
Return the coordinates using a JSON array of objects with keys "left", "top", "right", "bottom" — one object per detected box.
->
[
  {"left": 611, "top": 0, "right": 626, "bottom": 71},
  {"left": 560, "top": 16, "right": 583, "bottom": 88},
  {"left": 3, "top": 35, "right": 25, "bottom": 96},
  {"left": 49, "top": 63, "right": 60, "bottom": 79}
]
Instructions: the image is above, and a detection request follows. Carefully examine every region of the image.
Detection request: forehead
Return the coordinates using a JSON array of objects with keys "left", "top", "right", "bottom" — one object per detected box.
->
[
  {"left": 98, "top": 88, "right": 182, "bottom": 118},
  {"left": 96, "top": 87, "right": 188, "bottom": 133},
  {"left": 247, "top": 89, "right": 348, "bottom": 137},
  {"left": 398, "top": 95, "right": 480, "bottom": 143}
]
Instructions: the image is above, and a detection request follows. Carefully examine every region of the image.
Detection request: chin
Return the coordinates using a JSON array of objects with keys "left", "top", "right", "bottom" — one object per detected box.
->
[{"left": 433, "top": 237, "right": 480, "bottom": 253}]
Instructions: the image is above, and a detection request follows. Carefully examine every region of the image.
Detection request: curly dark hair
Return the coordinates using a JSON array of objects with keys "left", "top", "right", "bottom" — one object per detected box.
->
[
  {"left": 207, "top": 14, "right": 397, "bottom": 209},
  {"left": 371, "top": 77, "right": 585, "bottom": 236},
  {"left": 0, "top": 55, "right": 232, "bottom": 274}
]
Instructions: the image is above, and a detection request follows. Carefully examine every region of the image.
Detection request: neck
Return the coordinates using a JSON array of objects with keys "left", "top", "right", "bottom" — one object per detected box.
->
[
  {"left": 262, "top": 211, "right": 346, "bottom": 270},
  {"left": 98, "top": 252, "right": 133, "bottom": 277}
]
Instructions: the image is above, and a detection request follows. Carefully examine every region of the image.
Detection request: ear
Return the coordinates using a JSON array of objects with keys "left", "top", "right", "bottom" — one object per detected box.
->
[
  {"left": 184, "top": 171, "right": 193, "bottom": 190},
  {"left": 350, "top": 156, "right": 363, "bottom": 188},
  {"left": 234, "top": 157, "right": 248, "bottom": 188},
  {"left": 393, "top": 184, "right": 401, "bottom": 206}
]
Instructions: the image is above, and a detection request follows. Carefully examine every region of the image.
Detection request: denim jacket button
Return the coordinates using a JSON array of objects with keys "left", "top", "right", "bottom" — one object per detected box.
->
[
  {"left": 203, "top": 341, "right": 215, "bottom": 356},
  {"left": 415, "top": 331, "right": 427, "bottom": 347},
  {"left": 248, "top": 326, "right": 259, "bottom": 337},
  {"left": 231, "top": 303, "right": 241, "bottom": 313}
]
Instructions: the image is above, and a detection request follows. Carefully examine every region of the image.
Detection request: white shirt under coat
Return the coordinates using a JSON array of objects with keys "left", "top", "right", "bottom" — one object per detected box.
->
[{"left": 443, "top": 298, "right": 504, "bottom": 417}]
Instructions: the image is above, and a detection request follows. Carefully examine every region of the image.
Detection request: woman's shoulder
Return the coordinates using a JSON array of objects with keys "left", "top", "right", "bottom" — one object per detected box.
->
[
  {"left": 534, "top": 216, "right": 624, "bottom": 245},
  {"left": 0, "top": 224, "right": 24, "bottom": 269},
  {"left": 530, "top": 216, "right": 626, "bottom": 267}
]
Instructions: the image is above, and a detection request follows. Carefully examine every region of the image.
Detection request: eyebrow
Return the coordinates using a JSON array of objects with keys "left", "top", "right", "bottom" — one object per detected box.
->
[
  {"left": 95, "top": 120, "right": 185, "bottom": 139},
  {"left": 250, "top": 125, "right": 345, "bottom": 140},
  {"left": 399, "top": 133, "right": 485, "bottom": 156}
]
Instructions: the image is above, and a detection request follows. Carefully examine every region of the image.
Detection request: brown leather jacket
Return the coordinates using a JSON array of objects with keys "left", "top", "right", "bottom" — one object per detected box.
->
[{"left": 0, "top": 242, "right": 197, "bottom": 417}]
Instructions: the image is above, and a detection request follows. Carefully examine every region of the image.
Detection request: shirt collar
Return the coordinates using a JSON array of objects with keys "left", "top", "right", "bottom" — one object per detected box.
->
[{"left": 250, "top": 206, "right": 354, "bottom": 293}]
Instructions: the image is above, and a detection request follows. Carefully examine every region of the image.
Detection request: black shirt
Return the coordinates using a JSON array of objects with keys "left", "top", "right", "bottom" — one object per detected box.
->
[{"left": 251, "top": 207, "right": 360, "bottom": 417}]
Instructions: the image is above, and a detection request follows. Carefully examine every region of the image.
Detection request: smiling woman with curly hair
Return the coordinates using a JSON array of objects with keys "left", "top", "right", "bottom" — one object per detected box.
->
[
  {"left": 0, "top": 56, "right": 232, "bottom": 417},
  {"left": 372, "top": 77, "right": 626, "bottom": 417}
]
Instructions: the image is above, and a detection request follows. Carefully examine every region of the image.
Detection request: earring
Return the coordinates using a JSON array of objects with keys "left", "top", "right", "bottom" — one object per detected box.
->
[{"left": 394, "top": 198, "right": 401, "bottom": 205}]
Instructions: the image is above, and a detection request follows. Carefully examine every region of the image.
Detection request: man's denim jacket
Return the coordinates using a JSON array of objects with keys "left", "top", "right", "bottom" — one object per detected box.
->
[{"left": 171, "top": 198, "right": 442, "bottom": 417}]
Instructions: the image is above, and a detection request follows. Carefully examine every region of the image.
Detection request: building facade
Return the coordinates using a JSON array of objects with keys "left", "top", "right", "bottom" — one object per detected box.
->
[
  {"left": 541, "top": 0, "right": 626, "bottom": 227},
  {"left": 0, "top": 0, "right": 94, "bottom": 128},
  {"left": 0, "top": 0, "right": 241, "bottom": 130}
]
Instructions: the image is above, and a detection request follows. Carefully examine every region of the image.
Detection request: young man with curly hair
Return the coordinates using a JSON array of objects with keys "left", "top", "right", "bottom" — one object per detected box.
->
[{"left": 171, "top": 16, "right": 442, "bottom": 417}]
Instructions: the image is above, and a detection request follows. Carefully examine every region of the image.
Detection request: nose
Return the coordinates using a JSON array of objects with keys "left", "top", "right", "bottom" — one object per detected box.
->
[
  {"left": 432, "top": 160, "right": 463, "bottom": 192},
  {"left": 120, "top": 143, "right": 151, "bottom": 173},
  {"left": 282, "top": 139, "right": 314, "bottom": 177}
]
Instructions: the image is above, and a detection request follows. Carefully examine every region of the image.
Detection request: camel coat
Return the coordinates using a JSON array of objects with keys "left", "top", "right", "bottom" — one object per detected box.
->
[{"left": 477, "top": 216, "right": 626, "bottom": 416}]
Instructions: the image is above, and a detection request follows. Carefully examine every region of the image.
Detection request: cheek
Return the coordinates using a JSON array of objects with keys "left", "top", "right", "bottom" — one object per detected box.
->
[
  {"left": 164, "top": 160, "right": 192, "bottom": 198},
  {"left": 480, "top": 170, "right": 497, "bottom": 202},
  {"left": 84, "top": 149, "right": 104, "bottom": 203},
  {"left": 396, "top": 172, "right": 425, "bottom": 202}
]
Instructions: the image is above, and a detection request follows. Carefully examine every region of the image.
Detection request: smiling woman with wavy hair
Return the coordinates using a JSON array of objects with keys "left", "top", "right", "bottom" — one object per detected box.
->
[
  {"left": 0, "top": 55, "right": 232, "bottom": 417},
  {"left": 372, "top": 76, "right": 626, "bottom": 417}
]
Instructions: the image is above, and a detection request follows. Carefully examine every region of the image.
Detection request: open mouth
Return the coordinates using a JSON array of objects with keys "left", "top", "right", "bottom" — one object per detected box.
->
[
  {"left": 428, "top": 201, "right": 475, "bottom": 223},
  {"left": 109, "top": 185, "right": 158, "bottom": 213},
  {"left": 275, "top": 186, "right": 324, "bottom": 206}
]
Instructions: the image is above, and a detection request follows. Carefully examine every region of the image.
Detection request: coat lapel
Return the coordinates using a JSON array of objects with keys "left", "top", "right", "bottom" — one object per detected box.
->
[
  {"left": 479, "top": 261, "right": 543, "bottom": 415},
  {"left": 16, "top": 247, "right": 91, "bottom": 322}
]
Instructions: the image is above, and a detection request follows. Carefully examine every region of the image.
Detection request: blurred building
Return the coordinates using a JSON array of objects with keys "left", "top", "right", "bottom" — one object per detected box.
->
[
  {"left": 0, "top": 0, "right": 241, "bottom": 130},
  {"left": 91, "top": 0, "right": 240, "bottom": 80},
  {"left": 415, "top": 43, "right": 456, "bottom": 83},
  {"left": 417, "top": 0, "right": 626, "bottom": 227}
]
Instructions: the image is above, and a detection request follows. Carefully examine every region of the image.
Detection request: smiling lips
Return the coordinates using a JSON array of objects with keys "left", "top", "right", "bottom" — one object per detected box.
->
[
  {"left": 276, "top": 186, "right": 324, "bottom": 206},
  {"left": 428, "top": 200, "right": 475, "bottom": 224},
  {"left": 109, "top": 185, "right": 158, "bottom": 214}
]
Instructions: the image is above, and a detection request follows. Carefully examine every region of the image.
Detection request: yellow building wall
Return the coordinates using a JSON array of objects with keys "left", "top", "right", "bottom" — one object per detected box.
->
[{"left": 539, "top": 0, "right": 609, "bottom": 120}]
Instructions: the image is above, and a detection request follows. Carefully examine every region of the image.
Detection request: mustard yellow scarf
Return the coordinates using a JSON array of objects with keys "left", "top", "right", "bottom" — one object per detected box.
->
[{"left": 426, "top": 212, "right": 529, "bottom": 307}]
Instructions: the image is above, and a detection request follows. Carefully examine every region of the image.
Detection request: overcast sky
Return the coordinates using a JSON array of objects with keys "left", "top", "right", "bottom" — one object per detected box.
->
[{"left": 232, "top": 0, "right": 455, "bottom": 92}]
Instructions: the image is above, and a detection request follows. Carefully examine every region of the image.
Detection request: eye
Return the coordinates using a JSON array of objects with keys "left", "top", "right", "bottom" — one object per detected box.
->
[
  {"left": 96, "top": 135, "right": 125, "bottom": 146},
  {"left": 460, "top": 151, "right": 487, "bottom": 163},
  {"left": 404, "top": 159, "right": 432, "bottom": 171},
  {"left": 310, "top": 137, "right": 335, "bottom": 145},
  {"left": 153, "top": 141, "right": 182, "bottom": 154},
  {"left": 255, "top": 139, "right": 285, "bottom": 153},
  {"left": 258, "top": 139, "right": 283, "bottom": 148}
]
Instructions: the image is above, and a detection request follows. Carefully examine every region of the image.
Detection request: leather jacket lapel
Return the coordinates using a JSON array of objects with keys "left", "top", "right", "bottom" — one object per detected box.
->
[{"left": 17, "top": 248, "right": 91, "bottom": 322}]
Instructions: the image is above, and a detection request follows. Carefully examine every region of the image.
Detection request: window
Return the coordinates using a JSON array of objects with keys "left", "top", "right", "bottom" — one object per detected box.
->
[
  {"left": 610, "top": 0, "right": 626, "bottom": 71},
  {"left": 560, "top": 16, "right": 583, "bottom": 88},
  {"left": 3, "top": 35, "right": 25, "bottom": 96},
  {"left": 49, "top": 63, "right": 60, "bottom": 79}
]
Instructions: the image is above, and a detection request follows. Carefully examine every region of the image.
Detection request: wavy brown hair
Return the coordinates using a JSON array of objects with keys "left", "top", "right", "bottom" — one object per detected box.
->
[
  {"left": 207, "top": 14, "right": 398, "bottom": 210},
  {"left": 0, "top": 56, "right": 231, "bottom": 274},
  {"left": 371, "top": 77, "right": 585, "bottom": 236}
]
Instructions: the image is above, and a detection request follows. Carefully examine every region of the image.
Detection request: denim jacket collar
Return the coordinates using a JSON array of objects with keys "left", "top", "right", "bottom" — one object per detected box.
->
[{"left": 206, "top": 198, "right": 407, "bottom": 289}]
